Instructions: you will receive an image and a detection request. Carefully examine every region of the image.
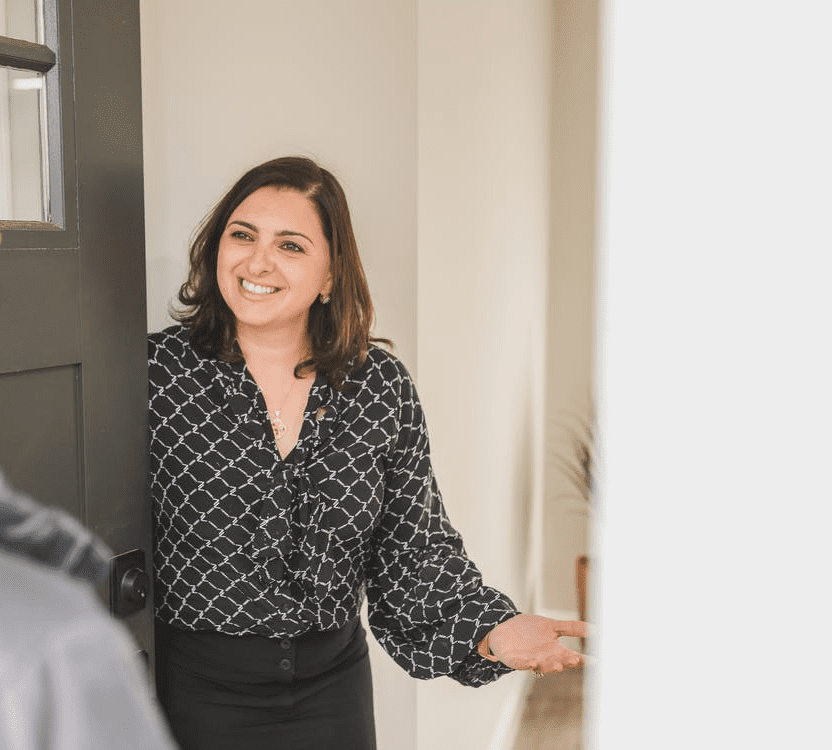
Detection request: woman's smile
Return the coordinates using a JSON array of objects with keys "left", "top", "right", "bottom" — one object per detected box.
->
[{"left": 240, "top": 278, "right": 279, "bottom": 295}]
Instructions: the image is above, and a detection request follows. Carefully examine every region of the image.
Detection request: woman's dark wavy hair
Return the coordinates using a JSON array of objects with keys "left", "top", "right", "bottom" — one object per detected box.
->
[{"left": 174, "top": 156, "right": 386, "bottom": 389}]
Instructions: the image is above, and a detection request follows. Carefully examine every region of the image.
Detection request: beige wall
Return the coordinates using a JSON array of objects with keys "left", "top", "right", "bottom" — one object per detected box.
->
[
  {"left": 142, "top": 0, "right": 419, "bottom": 370},
  {"left": 141, "top": 1, "right": 595, "bottom": 748},
  {"left": 415, "top": 1, "right": 554, "bottom": 747},
  {"left": 542, "top": 0, "right": 600, "bottom": 614}
]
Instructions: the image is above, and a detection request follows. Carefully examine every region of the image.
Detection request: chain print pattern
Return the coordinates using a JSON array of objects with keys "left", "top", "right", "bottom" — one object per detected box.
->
[{"left": 148, "top": 326, "right": 517, "bottom": 686}]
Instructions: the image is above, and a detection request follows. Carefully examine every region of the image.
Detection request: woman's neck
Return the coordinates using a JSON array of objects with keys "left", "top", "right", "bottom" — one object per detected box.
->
[{"left": 235, "top": 323, "right": 310, "bottom": 370}]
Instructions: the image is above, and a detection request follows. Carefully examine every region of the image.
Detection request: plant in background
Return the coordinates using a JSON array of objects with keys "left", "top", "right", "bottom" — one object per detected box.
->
[
  {"left": 555, "top": 398, "right": 596, "bottom": 638},
  {"left": 556, "top": 399, "right": 596, "bottom": 505}
]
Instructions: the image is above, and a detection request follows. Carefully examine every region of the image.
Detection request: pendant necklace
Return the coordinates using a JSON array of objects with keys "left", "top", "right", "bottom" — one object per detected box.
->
[
  {"left": 271, "top": 410, "right": 288, "bottom": 440},
  {"left": 269, "top": 373, "right": 301, "bottom": 442}
]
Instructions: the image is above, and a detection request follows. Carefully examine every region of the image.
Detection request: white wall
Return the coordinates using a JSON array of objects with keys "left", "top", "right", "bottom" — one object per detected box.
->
[
  {"left": 142, "top": 0, "right": 418, "bottom": 368},
  {"left": 416, "top": 1, "right": 553, "bottom": 747},
  {"left": 594, "top": 1, "right": 832, "bottom": 748},
  {"left": 542, "top": 0, "right": 600, "bottom": 615}
]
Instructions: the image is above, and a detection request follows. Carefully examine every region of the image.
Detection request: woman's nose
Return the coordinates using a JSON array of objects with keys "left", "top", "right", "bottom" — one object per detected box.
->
[{"left": 246, "top": 240, "right": 274, "bottom": 275}]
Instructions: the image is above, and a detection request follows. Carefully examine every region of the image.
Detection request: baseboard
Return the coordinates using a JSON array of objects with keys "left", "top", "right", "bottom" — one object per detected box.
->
[{"left": 489, "top": 672, "right": 534, "bottom": 750}]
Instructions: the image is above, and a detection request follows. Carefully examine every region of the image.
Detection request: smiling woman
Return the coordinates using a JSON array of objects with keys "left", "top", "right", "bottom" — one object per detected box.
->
[
  {"left": 174, "top": 157, "right": 376, "bottom": 391},
  {"left": 148, "top": 156, "right": 587, "bottom": 750},
  {"left": 216, "top": 188, "right": 332, "bottom": 338}
]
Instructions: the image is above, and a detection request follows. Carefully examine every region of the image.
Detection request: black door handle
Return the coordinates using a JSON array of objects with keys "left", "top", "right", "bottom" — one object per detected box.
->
[
  {"left": 120, "top": 566, "right": 149, "bottom": 604},
  {"left": 110, "top": 549, "right": 149, "bottom": 617}
]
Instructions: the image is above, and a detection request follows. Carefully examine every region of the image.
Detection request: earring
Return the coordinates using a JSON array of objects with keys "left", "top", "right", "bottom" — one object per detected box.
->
[{"left": 320, "top": 293, "right": 331, "bottom": 304}]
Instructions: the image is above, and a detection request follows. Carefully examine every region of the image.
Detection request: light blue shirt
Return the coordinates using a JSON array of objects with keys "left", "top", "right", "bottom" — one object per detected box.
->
[{"left": 0, "top": 474, "right": 177, "bottom": 750}]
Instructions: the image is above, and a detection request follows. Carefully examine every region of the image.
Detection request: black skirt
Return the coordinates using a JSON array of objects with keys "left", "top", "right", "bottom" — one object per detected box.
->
[{"left": 155, "top": 618, "right": 376, "bottom": 750}]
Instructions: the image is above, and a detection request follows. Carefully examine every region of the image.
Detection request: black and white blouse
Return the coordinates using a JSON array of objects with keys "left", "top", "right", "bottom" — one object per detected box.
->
[{"left": 148, "top": 325, "right": 517, "bottom": 686}]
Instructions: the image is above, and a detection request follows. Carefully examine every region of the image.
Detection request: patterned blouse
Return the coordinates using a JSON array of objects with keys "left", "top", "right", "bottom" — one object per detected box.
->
[{"left": 148, "top": 325, "right": 517, "bottom": 686}]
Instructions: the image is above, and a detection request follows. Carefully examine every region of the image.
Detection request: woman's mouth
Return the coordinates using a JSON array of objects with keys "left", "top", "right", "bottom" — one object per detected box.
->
[{"left": 240, "top": 279, "right": 278, "bottom": 295}]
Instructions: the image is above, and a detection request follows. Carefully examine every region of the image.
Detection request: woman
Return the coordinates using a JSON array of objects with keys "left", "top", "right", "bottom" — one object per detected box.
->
[{"left": 149, "top": 156, "right": 586, "bottom": 750}]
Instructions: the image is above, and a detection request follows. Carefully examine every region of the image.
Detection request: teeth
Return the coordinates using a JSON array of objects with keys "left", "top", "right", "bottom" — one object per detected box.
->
[{"left": 241, "top": 279, "right": 277, "bottom": 295}]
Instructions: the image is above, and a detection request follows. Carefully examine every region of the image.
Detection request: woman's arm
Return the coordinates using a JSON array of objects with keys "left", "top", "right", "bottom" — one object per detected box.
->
[{"left": 363, "top": 355, "right": 518, "bottom": 686}]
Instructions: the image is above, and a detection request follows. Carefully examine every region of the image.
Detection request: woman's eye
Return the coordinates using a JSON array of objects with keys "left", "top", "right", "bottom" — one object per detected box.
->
[
  {"left": 282, "top": 241, "right": 304, "bottom": 253},
  {"left": 229, "top": 230, "right": 253, "bottom": 241}
]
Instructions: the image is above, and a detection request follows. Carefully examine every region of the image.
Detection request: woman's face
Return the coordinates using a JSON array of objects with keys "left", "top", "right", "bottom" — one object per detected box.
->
[{"left": 217, "top": 187, "right": 332, "bottom": 338}]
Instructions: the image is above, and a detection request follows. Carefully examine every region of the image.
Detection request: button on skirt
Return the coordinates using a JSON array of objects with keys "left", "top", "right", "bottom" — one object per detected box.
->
[{"left": 155, "top": 618, "right": 376, "bottom": 750}]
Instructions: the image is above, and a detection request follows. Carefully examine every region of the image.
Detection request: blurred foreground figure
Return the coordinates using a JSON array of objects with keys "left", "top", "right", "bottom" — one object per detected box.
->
[{"left": 0, "top": 472, "right": 178, "bottom": 750}]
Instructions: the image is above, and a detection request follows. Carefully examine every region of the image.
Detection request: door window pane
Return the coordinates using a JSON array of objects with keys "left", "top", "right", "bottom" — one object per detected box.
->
[
  {"left": 1, "top": 0, "right": 42, "bottom": 44},
  {"left": 0, "top": 67, "right": 48, "bottom": 221}
]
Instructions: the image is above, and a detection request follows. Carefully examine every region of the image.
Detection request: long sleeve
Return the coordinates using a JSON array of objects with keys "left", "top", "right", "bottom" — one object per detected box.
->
[{"left": 364, "top": 361, "right": 518, "bottom": 686}]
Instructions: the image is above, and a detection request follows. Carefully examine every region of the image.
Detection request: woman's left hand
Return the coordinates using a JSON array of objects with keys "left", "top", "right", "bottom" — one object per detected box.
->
[{"left": 480, "top": 614, "right": 588, "bottom": 675}]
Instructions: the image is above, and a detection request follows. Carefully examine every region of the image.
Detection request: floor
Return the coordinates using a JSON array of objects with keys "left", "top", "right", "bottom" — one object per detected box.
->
[{"left": 511, "top": 667, "right": 585, "bottom": 750}]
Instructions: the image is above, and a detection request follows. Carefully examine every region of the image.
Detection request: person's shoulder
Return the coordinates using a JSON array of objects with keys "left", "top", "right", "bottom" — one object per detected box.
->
[
  {"left": 357, "top": 344, "right": 414, "bottom": 389},
  {"left": 0, "top": 550, "right": 106, "bottom": 653},
  {"left": 337, "top": 345, "right": 420, "bottom": 414},
  {"left": 0, "top": 550, "right": 177, "bottom": 749},
  {"left": 147, "top": 324, "right": 207, "bottom": 380},
  {"left": 148, "top": 324, "right": 190, "bottom": 359}
]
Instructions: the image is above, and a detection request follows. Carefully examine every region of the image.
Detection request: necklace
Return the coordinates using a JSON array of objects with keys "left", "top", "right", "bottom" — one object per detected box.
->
[
  {"left": 271, "top": 410, "right": 288, "bottom": 440},
  {"left": 269, "top": 372, "right": 302, "bottom": 442},
  {"left": 270, "top": 408, "right": 290, "bottom": 440}
]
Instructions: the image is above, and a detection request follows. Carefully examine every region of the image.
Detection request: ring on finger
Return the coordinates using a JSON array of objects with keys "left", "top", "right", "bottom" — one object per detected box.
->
[{"left": 532, "top": 669, "right": 544, "bottom": 678}]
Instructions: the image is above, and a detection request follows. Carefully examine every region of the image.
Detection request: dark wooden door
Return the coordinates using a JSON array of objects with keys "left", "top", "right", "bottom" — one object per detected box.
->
[{"left": 0, "top": 0, "right": 151, "bottom": 661}]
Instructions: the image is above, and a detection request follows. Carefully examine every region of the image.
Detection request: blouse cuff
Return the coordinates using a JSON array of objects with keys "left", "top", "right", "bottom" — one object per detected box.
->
[{"left": 446, "top": 588, "right": 519, "bottom": 687}]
